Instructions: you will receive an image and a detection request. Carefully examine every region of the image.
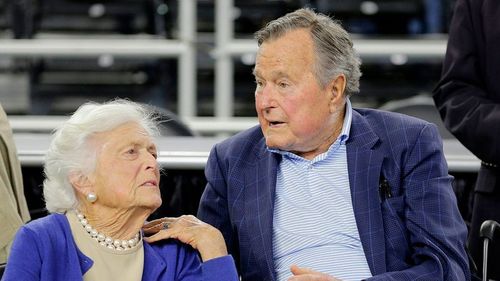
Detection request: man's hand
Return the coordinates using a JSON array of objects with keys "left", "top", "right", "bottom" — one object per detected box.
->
[{"left": 288, "top": 265, "right": 342, "bottom": 281}]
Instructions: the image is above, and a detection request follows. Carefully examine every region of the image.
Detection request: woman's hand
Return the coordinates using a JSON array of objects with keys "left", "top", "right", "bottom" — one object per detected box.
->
[{"left": 143, "top": 215, "right": 228, "bottom": 262}]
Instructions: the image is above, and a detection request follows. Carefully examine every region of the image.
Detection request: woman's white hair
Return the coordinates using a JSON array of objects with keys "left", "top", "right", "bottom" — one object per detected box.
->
[{"left": 43, "top": 99, "right": 160, "bottom": 213}]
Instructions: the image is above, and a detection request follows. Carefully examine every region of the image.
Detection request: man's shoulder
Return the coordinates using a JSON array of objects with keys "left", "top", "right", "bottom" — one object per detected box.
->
[
  {"left": 353, "top": 107, "right": 433, "bottom": 132},
  {"left": 351, "top": 107, "right": 439, "bottom": 146}
]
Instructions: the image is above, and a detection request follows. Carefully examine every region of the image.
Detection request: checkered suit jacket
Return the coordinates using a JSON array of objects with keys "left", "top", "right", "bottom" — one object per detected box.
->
[{"left": 198, "top": 108, "right": 470, "bottom": 281}]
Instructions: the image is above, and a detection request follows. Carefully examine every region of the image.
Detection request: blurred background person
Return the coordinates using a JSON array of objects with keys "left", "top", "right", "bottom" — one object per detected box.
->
[
  {"left": 2, "top": 99, "right": 238, "bottom": 281},
  {"left": 0, "top": 103, "right": 30, "bottom": 264},
  {"left": 433, "top": 0, "right": 500, "bottom": 279}
]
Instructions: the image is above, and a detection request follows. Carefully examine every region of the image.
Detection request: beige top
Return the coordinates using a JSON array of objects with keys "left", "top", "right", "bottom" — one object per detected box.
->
[{"left": 66, "top": 211, "right": 144, "bottom": 281}]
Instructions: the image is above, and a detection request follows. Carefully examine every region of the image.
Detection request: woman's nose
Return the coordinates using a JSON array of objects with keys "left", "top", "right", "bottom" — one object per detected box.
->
[{"left": 144, "top": 152, "right": 158, "bottom": 170}]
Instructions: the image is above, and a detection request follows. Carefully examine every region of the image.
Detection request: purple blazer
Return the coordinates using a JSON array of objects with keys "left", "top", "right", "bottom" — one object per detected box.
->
[{"left": 2, "top": 213, "right": 238, "bottom": 281}]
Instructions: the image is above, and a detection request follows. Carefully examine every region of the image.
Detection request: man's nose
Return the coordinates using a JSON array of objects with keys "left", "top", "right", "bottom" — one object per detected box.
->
[{"left": 256, "top": 84, "right": 277, "bottom": 108}]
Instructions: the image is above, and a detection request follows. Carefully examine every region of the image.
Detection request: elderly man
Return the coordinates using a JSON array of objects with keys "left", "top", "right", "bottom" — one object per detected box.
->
[{"left": 198, "top": 8, "right": 470, "bottom": 281}]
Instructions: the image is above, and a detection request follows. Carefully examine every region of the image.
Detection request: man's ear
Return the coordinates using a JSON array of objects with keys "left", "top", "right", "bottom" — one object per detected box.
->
[
  {"left": 69, "top": 171, "right": 93, "bottom": 195},
  {"left": 330, "top": 74, "right": 346, "bottom": 98},
  {"left": 328, "top": 74, "right": 346, "bottom": 111}
]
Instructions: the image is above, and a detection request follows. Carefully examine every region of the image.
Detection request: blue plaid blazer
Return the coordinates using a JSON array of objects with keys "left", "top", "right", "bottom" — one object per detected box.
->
[{"left": 198, "top": 108, "right": 470, "bottom": 281}]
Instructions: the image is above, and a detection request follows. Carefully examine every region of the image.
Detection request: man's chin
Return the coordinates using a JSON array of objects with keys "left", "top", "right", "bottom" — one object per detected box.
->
[{"left": 265, "top": 139, "right": 288, "bottom": 151}]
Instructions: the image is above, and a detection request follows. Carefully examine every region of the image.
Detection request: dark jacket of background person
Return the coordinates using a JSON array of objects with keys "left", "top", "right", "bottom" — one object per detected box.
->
[
  {"left": 433, "top": 0, "right": 500, "bottom": 279},
  {"left": 0, "top": 103, "right": 30, "bottom": 264}
]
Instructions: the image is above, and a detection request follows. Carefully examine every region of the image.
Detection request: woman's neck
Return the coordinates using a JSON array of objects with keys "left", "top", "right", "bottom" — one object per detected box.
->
[{"left": 79, "top": 206, "right": 150, "bottom": 240}]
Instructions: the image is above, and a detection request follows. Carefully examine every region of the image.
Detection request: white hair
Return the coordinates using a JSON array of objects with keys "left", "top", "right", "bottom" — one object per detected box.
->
[
  {"left": 255, "top": 8, "right": 362, "bottom": 96},
  {"left": 43, "top": 99, "right": 160, "bottom": 213}
]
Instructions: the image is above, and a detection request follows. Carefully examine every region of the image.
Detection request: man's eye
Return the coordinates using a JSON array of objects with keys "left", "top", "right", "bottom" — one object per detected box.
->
[
  {"left": 127, "top": 149, "right": 136, "bottom": 154},
  {"left": 255, "top": 80, "right": 263, "bottom": 87},
  {"left": 278, "top": 82, "right": 288, "bottom": 88}
]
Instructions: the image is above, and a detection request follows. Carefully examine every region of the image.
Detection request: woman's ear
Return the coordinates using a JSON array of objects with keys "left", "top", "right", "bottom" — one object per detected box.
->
[{"left": 69, "top": 171, "right": 93, "bottom": 196}]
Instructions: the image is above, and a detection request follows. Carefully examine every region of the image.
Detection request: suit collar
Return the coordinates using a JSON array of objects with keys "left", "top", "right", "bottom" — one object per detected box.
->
[
  {"left": 347, "top": 109, "right": 379, "bottom": 149},
  {"left": 347, "top": 109, "right": 387, "bottom": 275}
]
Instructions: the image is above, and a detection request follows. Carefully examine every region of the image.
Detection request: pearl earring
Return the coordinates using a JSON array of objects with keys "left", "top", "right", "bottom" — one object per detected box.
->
[{"left": 86, "top": 192, "right": 97, "bottom": 203}]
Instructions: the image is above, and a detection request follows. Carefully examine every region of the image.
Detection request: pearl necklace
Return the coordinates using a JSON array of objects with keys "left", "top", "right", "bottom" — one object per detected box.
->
[{"left": 75, "top": 210, "right": 141, "bottom": 251}]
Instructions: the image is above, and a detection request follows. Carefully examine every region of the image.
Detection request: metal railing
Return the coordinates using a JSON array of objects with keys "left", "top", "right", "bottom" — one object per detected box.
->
[{"left": 13, "top": 132, "right": 480, "bottom": 172}]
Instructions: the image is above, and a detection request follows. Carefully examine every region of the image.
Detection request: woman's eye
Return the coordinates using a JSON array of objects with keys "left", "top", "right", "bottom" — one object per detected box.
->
[
  {"left": 127, "top": 148, "right": 136, "bottom": 154},
  {"left": 278, "top": 82, "right": 288, "bottom": 88}
]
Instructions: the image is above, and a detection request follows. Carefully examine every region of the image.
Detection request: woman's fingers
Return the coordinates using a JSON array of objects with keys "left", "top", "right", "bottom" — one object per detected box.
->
[
  {"left": 143, "top": 217, "right": 177, "bottom": 234},
  {"left": 142, "top": 215, "right": 228, "bottom": 261}
]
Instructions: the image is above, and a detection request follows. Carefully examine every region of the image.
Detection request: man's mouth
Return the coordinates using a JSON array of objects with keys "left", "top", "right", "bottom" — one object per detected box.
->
[{"left": 269, "top": 121, "right": 285, "bottom": 127}]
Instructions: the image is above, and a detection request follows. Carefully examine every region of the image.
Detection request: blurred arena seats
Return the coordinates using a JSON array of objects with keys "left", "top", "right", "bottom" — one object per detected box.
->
[
  {"left": 13, "top": 0, "right": 177, "bottom": 114},
  {"left": 165, "top": 0, "right": 304, "bottom": 35},
  {"left": 14, "top": 0, "right": 170, "bottom": 38},
  {"left": 144, "top": 103, "right": 197, "bottom": 136}
]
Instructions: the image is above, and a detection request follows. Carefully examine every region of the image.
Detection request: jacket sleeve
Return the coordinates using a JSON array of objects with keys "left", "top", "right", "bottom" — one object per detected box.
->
[
  {"left": 2, "top": 226, "right": 42, "bottom": 281},
  {"left": 175, "top": 245, "right": 239, "bottom": 281},
  {"left": 432, "top": 0, "right": 500, "bottom": 164},
  {"left": 197, "top": 144, "right": 240, "bottom": 267},
  {"left": 368, "top": 124, "right": 470, "bottom": 281},
  {"left": 201, "top": 255, "right": 238, "bottom": 281}
]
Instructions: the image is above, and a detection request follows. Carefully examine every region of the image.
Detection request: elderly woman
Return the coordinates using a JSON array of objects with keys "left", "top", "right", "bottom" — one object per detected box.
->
[{"left": 2, "top": 100, "right": 238, "bottom": 281}]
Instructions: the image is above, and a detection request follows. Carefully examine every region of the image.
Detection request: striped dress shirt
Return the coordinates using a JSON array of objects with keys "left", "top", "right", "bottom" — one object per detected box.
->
[{"left": 269, "top": 100, "right": 372, "bottom": 281}]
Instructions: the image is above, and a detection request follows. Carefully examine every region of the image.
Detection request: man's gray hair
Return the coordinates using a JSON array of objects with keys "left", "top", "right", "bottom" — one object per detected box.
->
[
  {"left": 255, "top": 8, "right": 361, "bottom": 96},
  {"left": 43, "top": 99, "right": 160, "bottom": 213}
]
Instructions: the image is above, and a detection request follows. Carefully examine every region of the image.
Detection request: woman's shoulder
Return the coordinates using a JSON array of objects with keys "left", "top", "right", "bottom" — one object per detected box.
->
[
  {"left": 145, "top": 239, "right": 196, "bottom": 257},
  {"left": 144, "top": 239, "right": 198, "bottom": 264},
  {"left": 20, "top": 213, "right": 69, "bottom": 238}
]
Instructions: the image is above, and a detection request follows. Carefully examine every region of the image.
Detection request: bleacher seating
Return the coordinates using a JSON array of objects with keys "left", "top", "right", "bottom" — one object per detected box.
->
[{"left": 13, "top": 0, "right": 177, "bottom": 114}]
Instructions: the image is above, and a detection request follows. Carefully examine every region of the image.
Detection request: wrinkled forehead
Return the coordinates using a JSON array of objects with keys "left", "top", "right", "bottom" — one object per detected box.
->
[
  {"left": 255, "top": 29, "right": 314, "bottom": 66},
  {"left": 88, "top": 122, "right": 154, "bottom": 151}
]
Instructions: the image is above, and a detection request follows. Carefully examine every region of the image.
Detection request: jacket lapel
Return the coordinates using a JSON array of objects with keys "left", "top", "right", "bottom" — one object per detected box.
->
[
  {"left": 244, "top": 138, "right": 280, "bottom": 281},
  {"left": 347, "top": 110, "right": 387, "bottom": 275}
]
